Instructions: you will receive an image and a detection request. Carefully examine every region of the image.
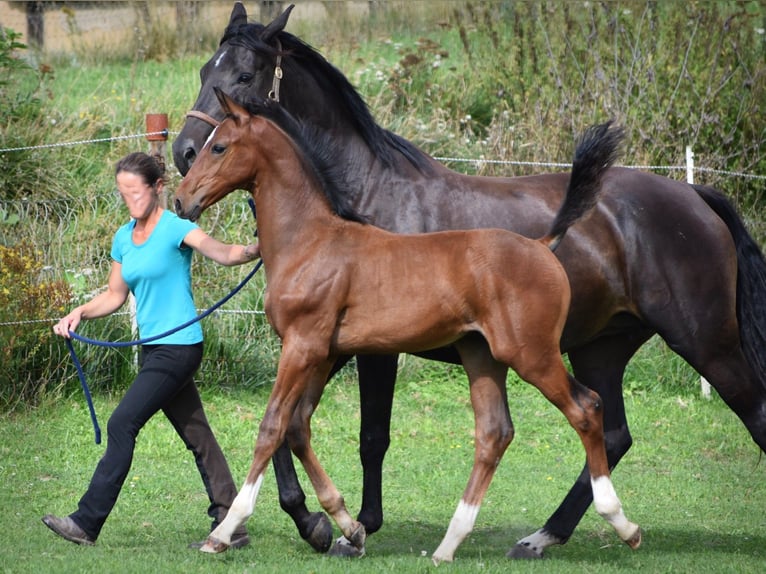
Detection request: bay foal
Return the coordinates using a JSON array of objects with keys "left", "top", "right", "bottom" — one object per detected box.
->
[{"left": 174, "top": 89, "right": 640, "bottom": 563}]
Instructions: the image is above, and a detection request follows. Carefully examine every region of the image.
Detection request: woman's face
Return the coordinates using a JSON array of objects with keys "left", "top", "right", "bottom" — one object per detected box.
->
[{"left": 116, "top": 171, "right": 161, "bottom": 220}]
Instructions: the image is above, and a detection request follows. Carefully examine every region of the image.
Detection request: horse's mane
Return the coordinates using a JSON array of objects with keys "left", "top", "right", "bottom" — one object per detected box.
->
[
  {"left": 221, "top": 22, "right": 433, "bottom": 175},
  {"left": 243, "top": 97, "right": 368, "bottom": 224}
]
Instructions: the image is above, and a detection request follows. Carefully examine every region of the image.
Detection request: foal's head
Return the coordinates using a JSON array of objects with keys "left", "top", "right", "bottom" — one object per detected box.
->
[
  {"left": 175, "top": 88, "right": 366, "bottom": 224},
  {"left": 174, "top": 88, "right": 273, "bottom": 221}
]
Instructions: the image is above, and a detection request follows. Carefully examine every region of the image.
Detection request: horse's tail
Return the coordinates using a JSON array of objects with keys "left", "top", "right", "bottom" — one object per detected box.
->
[
  {"left": 693, "top": 184, "right": 766, "bottom": 389},
  {"left": 541, "top": 121, "right": 625, "bottom": 251}
]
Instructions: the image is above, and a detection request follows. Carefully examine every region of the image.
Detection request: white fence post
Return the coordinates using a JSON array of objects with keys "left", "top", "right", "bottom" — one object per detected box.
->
[
  {"left": 687, "top": 145, "right": 712, "bottom": 399},
  {"left": 129, "top": 293, "right": 138, "bottom": 368}
]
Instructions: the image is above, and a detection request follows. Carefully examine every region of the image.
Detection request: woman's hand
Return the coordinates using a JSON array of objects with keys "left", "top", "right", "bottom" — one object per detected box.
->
[{"left": 53, "top": 309, "right": 83, "bottom": 339}]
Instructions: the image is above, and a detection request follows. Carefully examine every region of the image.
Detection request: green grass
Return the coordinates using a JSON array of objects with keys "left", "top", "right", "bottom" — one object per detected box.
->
[{"left": 1, "top": 360, "right": 765, "bottom": 573}]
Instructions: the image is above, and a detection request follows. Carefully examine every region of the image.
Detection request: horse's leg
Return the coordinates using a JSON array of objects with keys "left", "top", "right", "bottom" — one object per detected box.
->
[
  {"left": 271, "top": 442, "right": 333, "bottom": 552},
  {"left": 328, "top": 353, "right": 399, "bottom": 557},
  {"left": 357, "top": 354, "right": 398, "bottom": 532},
  {"left": 432, "top": 337, "right": 513, "bottom": 564},
  {"left": 657, "top": 310, "right": 766, "bottom": 455},
  {"left": 272, "top": 355, "right": 353, "bottom": 553},
  {"left": 509, "top": 329, "right": 652, "bottom": 559},
  {"left": 200, "top": 345, "right": 335, "bottom": 554},
  {"left": 514, "top": 353, "right": 641, "bottom": 552}
]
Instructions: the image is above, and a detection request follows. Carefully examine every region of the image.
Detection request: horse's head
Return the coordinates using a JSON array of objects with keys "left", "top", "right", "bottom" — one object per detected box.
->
[
  {"left": 173, "top": 3, "right": 294, "bottom": 175},
  {"left": 174, "top": 88, "right": 259, "bottom": 221}
]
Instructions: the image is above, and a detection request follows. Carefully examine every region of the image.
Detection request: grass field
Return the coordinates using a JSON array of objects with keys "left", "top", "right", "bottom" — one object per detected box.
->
[{"left": 2, "top": 357, "right": 765, "bottom": 573}]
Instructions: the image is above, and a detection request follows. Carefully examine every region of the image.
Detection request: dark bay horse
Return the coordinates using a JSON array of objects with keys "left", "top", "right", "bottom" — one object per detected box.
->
[
  {"left": 174, "top": 88, "right": 638, "bottom": 562},
  {"left": 172, "top": 3, "right": 766, "bottom": 559}
]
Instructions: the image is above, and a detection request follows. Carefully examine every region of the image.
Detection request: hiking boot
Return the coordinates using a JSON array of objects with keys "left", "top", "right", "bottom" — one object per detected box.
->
[{"left": 42, "top": 514, "right": 95, "bottom": 546}]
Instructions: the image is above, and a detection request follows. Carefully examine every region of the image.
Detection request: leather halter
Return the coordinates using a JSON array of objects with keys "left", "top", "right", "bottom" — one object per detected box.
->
[
  {"left": 185, "top": 39, "right": 284, "bottom": 128},
  {"left": 185, "top": 110, "right": 220, "bottom": 127},
  {"left": 268, "top": 38, "right": 284, "bottom": 102}
]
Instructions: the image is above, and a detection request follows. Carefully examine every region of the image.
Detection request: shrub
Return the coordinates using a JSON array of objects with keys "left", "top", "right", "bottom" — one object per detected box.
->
[{"left": 0, "top": 241, "right": 73, "bottom": 410}]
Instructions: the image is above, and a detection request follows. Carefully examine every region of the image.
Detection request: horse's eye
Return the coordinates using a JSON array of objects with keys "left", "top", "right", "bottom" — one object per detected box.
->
[
  {"left": 211, "top": 144, "right": 226, "bottom": 154},
  {"left": 237, "top": 73, "right": 253, "bottom": 84}
]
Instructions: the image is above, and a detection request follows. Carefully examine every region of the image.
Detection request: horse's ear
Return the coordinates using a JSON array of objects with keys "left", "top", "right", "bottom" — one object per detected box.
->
[
  {"left": 261, "top": 4, "right": 294, "bottom": 42},
  {"left": 229, "top": 2, "right": 248, "bottom": 27}
]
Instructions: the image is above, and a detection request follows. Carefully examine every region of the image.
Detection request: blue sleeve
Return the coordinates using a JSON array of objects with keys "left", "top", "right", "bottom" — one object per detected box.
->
[
  {"left": 110, "top": 223, "right": 130, "bottom": 263},
  {"left": 168, "top": 213, "right": 199, "bottom": 249}
]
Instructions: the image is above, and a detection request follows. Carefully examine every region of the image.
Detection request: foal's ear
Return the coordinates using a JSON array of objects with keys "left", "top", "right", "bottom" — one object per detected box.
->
[
  {"left": 261, "top": 4, "right": 294, "bottom": 42},
  {"left": 214, "top": 87, "right": 249, "bottom": 124}
]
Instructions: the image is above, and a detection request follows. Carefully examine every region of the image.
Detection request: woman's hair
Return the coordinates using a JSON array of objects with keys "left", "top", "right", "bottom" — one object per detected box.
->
[{"left": 114, "top": 152, "right": 167, "bottom": 186}]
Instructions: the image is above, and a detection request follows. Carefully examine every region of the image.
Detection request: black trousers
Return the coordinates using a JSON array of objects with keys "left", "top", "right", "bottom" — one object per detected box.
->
[{"left": 69, "top": 343, "right": 242, "bottom": 540}]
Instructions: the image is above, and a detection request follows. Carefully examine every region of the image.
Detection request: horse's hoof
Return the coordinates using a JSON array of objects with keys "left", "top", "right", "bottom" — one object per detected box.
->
[
  {"left": 303, "top": 512, "right": 333, "bottom": 553},
  {"left": 200, "top": 536, "right": 230, "bottom": 554},
  {"left": 625, "top": 526, "right": 642, "bottom": 550},
  {"left": 506, "top": 543, "right": 544, "bottom": 559},
  {"left": 327, "top": 536, "right": 366, "bottom": 558}
]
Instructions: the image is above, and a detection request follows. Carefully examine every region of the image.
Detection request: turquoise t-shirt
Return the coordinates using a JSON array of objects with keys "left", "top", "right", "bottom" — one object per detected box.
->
[{"left": 111, "top": 210, "right": 202, "bottom": 345}]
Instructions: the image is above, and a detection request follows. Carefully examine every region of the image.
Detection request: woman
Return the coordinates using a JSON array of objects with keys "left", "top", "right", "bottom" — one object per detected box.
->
[{"left": 44, "top": 152, "right": 258, "bottom": 548}]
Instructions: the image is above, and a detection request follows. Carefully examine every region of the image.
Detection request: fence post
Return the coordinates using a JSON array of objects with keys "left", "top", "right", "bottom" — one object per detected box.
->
[
  {"left": 129, "top": 292, "right": 138, "bottom": 368},
  {"left": 146, "top": 113, "right": 169, "bottom": 207},
  {"left": 687, "top": 145, "right": 712, "bottom": 398}
]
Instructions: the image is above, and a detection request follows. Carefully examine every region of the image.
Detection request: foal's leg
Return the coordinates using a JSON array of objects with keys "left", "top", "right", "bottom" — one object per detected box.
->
[
  {"left": 516, "top": 355, "right": 640, "bottom": 550},
  {"left": 432, "top": 338, "right": 513, "bottom": 564},
  {"left": 509, "top": 330, "right": 651, "bottom": 558},
  {"left": 201, "top": 347, "right": 338, "bottom": 553}
]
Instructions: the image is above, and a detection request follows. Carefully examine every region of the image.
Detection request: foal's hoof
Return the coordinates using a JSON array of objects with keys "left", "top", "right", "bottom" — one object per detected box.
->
[
  {"left": 200, "top": 536, "right": 229, "bottom": 554},
  {"left": 625, "top": 526, "right": 642, "bottom": 550},
  {"left": 506, "top": 542, "right": 545, "bottom": 559},
  {"left": 302, "top": 512, "right": 333, "bottom": 553},
  {"left": 327, "top": 535, "right": 366, "bottom": 558}
]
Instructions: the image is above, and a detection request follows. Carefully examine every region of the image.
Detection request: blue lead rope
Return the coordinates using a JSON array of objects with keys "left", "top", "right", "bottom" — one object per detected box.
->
[
  {"left": 65, "top": 259, "right": 262, "bottom": 444},
  {"left": 65, "top": 337, "right": 103, "bottom": 444}
]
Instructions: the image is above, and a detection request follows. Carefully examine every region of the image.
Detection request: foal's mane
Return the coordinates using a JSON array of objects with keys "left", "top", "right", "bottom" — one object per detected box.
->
[
  {"left": 221, "top": 21, "right": 433, "bottom": 175},
  {"left": 243, "top": 97, "right": 367, "bottom": 224}
]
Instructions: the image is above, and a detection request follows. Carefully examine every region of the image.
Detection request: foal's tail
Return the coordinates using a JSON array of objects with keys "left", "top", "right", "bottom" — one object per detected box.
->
[
  {"left": 542, "top": 121, "right": 625, "bottom": 251},
  {"left": 693, "top": 184, "right": 766, "bottom": 391}
]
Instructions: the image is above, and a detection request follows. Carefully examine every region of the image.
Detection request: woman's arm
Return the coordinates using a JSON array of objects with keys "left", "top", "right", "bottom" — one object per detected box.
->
[
  {"left": 182, "top": 228, "right": 260, "bottom": 266},
  {"left": 53, "top": 261, "right": 130, "bottom": 338}
]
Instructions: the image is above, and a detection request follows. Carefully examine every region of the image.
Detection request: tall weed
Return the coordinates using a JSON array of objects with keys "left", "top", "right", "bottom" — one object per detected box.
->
[{"left": 348, "top": 1, "right": 765, "bottom": 213}]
